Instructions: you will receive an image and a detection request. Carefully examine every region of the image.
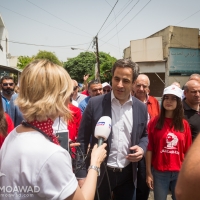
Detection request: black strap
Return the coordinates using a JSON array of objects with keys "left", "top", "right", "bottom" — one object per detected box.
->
[{"left": 21, "top": 120, "right": 53, "bottom": 142}]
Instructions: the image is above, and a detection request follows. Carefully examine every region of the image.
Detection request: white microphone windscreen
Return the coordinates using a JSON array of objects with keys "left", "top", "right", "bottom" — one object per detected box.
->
[{"left": 94, "top": 116, "right": 111, "bottom": 141}]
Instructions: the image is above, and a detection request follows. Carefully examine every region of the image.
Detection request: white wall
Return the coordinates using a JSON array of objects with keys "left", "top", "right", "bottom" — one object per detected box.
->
[
  {"left": 9, "top": 56, "right": 18, "bottom": 68},
  {"left": 0, "top": 14, "right": 9, "bottom": 67}
]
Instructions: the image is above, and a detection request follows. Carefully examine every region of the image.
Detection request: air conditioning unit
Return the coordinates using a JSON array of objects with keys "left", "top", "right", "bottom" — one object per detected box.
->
[{"left": 6, "top": 53, "right": 11, "bottom": 59}]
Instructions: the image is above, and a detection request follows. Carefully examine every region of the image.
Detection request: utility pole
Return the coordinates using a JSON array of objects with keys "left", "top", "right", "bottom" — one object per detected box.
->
[{"left": 95, "top": 36, "right": 101, "bottom": 82}]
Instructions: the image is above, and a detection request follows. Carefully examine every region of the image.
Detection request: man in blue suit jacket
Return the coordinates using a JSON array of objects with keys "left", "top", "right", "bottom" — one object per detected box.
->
[
  {"left": 1, "top": 76, "right": 23, "bottom": 127},
  {"left": 76, "top": 59, "right": 148, "bottom": 200}
]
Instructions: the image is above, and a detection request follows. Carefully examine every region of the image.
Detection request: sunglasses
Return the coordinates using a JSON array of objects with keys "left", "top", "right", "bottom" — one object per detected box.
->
[
  {"left": 73, "top": 86, "right": 78, "bottom": 91},
  {"left": 2, "top": 83, "right": 14, "bottom": 86},
  {"left": 103, "top": 89, "right": 111, "bottom": 93}
]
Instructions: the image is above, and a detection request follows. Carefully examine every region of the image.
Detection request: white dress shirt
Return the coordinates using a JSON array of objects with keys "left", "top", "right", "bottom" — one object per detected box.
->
[
  {"left": 52, "top": 117, "right": 68, "bottom": 135},
  {"left": 107, "top": 91, "right": 133, "bottom": 168}
]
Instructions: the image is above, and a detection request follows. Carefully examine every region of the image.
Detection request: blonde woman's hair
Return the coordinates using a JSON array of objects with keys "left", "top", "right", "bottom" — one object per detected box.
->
[{"left": 16, "top": 59, "right": 73, "bottom": 121}]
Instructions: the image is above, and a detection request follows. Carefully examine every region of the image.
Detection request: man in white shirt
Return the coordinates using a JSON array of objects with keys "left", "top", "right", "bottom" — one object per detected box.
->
[{"left": 76, "top": 59, "right": 148, "bottom": 200}]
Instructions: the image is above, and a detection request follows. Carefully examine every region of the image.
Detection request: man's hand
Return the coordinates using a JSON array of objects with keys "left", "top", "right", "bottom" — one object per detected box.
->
[
  {"left": 83, "top": 74, "right": 89, "bottom": 82},
  {"left": 78, "top": 178, "right": 86, "bottom": 188},
  {"left": 126, "top": 145, "right": 144, "bottom": 162},
  {"left": 69, "top": 142, "right": 80, "bottom": 148}
]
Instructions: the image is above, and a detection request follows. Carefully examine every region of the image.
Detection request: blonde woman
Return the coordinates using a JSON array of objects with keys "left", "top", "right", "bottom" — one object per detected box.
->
[{"left": 0, "top": 60, "right": 107, "bottom": 200}]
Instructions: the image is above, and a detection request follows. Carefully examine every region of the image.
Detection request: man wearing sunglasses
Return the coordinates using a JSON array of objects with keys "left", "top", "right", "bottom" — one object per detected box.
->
[
  {"left": 1, "top": 76, "right": 23, "bottom": 127},
  {"left": 72, "top": 79, "right": 87, "bottom": 105},
  {"left": 102, "top": 82, "right": 112, "bottom": 94},
  {"left": 1, "top": 76, "right": 15, "bottom": 111}
]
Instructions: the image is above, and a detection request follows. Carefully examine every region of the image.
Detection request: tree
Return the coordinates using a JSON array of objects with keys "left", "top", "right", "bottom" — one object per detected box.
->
[
  {"left": 64, "top": 51, "right": 117, "bottom": 83},
  {"left": 98, "top": 52, "right": 117, "bottom": 83},
  {"left": 34, "top": 50, "right": 62, "bottom": 66},
  {"left": 17, "top": 56, "right": 34, "bottom": 70}
]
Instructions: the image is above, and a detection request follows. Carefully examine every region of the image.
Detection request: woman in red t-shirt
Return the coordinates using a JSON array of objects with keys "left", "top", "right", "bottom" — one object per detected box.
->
[
  {"left": 146, "top": 85, "right": 192, "bottom": 200},
  {"left": 0, "top": 97, "right": 14, "bottom": 148}
]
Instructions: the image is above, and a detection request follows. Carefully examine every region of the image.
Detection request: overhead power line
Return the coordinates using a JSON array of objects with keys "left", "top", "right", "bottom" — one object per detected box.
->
[
  {"left": 104, "top": 0, "right": 112, "bottom": 6},
  {"left": 100, "top": 0, "right": 152, "bottom": 47},
  {"left": 0, "top": 39, "right": 90, "bottom": 48},
  {"left": 96, "top": 0, "right": 119, "bottom": 35},
  {"left": 100, "top": 0, "right": 140, "bottom": 39},
  {"left": 175, "top": 9, "right": 200, "bottom": 25},
  {"left": 86, "top": 38, "right": 95, "bottom": 51},
  {"left": 0, "top": 5, "right": 91, "bottom": 38},
  {"left": 101, "top": 0, "right": 135, "bottom": 33},
  {"left": 26, "top": 0, "right": 92, "bottom": 36}
]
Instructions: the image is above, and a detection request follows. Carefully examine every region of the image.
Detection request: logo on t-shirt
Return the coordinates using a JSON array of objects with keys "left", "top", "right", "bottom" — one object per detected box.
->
[
  {"left": 165, "top": 133, "right": 178, "bottom": 150},
  {"left": 160, "top": 132, "right": 179, "bottom": 154}
]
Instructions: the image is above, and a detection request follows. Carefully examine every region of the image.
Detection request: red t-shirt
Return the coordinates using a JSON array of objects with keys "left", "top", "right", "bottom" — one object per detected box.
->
[
  {"left": 68, "top": 104, "right": 82, "bottom": 156},
  {"left": 0, "top": 113, "right": 14, "bottom": 148},
  {"left": 68, "top": 104, "right": 82, "bottom": 142},
  {"left": 147, "top": 116, "right": 192, "bottom": 172},
  {"left": 81, "top": 90, "right": 89, "bottom": 96}
]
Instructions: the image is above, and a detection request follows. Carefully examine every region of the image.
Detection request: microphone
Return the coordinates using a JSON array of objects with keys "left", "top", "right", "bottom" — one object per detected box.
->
[{"left": 94, "top": 116, "right": 111, "bottom": 147}]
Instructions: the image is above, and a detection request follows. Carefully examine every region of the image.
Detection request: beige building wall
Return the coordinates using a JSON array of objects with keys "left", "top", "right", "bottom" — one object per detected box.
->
[
  {"left": 168, "top": 76, "right": 189, "bottom": 88},
  {"left": 148, "top": 26, "right": 199, "bottom": 58},
  {"left": 123, "top": 46, "right": 131, "bottom": 59},
  {"left": 130, "top": 36, "right": 163, "bottom": 62},
  {"left": 123, "top": 25, "right": 200, "bottom": 96}
]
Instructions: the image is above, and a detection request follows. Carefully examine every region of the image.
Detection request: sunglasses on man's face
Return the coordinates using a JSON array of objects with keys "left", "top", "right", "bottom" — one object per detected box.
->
[
  {"left": 2, "top": 83, "right": 14, "bottom": 86},
  {"left": 103, "top": 89, "right": 111, "bottom": 93}
]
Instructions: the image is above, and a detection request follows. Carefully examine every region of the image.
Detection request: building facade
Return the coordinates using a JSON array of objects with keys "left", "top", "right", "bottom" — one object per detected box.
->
[
  {"left": 124, "top": 26, "right": 200, "bottom": 97},
  {"left": 0, "top": 14, "right": 20, "bottom": 83}
]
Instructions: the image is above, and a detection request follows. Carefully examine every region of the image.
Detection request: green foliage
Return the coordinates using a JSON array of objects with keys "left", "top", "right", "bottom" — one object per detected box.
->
[
  {"left": 99, "top": 52, "right": 117, "bottom": 83},
  {"left": 64, "top": 51, "right": 117, "bottom": 83},
  {"left": 17, "top": 56, "right": 34, "bottom": 69},
  {"left": 34, "top": 50, "right": 62, "bottom": 66},
  {"left": 64, "top": 52, "right": 96, "bottom": 83}
]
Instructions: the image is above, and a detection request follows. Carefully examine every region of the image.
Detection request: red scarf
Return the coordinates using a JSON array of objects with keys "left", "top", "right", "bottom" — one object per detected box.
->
[{"left": 29, "top": 118, "right": 59, "bottom": 145}]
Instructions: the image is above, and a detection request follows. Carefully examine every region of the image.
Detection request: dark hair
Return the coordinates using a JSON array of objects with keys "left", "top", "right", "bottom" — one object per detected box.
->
[
  {"left": 0, "top": 97, "right": 8, "bottom": 136},
  {"left": 88, "top": 79, "right": 101, "bottom": 89},
  {"left": 111, "top": 59, "right": 139, "bottom": 83},
  {"left": 0, "top": 76, "right": 14, "bottom": 84},
  {"left": 156, "top": 95, "right": 184, "bottom": 132}
]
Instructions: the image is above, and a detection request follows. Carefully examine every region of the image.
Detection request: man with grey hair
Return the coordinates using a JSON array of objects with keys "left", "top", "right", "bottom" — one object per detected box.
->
[
  {"left": 183, "top": 80, "right": 200, "bottom": 140},
  {"left": 133, "top": 74, "right": 160, "bottom": 121},
  {"left": 133, "top": 74, "right": 159, "bottom": 200},
  {"left": 189, "top": 73, "right": 200, "bottom": 82},
  {"left": 78, "top": 79, "right": 103, "bottom": 113}
]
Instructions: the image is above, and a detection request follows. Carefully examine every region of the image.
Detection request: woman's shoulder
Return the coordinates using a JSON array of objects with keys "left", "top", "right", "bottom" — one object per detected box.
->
[{"left": 182, "top": 119, "right": 190, "bottom": 127}]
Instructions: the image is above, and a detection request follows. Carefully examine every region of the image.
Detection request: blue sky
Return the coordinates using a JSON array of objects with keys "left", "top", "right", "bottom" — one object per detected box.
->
[{"left": 0, "top": 0, "right": 200, "bottom": 62}]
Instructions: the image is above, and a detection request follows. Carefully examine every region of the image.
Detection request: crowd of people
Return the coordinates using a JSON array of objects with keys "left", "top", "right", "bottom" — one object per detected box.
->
[{"left": 0, "top": 58, "right": 200, "bottom": 200}]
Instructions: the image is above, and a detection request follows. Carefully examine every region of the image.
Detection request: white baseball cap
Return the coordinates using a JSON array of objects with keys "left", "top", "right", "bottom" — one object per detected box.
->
[
  {"left": 102, "top": 82, "right": 112, "bottom": 88},
  {"left": 163, "top": 85, "right": 183, "bottom": 99}
]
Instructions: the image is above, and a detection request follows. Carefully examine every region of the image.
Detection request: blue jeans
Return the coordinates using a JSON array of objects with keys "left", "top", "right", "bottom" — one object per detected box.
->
[{"left": 152, "top": 168, "right": 178, "bottom": 200}]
